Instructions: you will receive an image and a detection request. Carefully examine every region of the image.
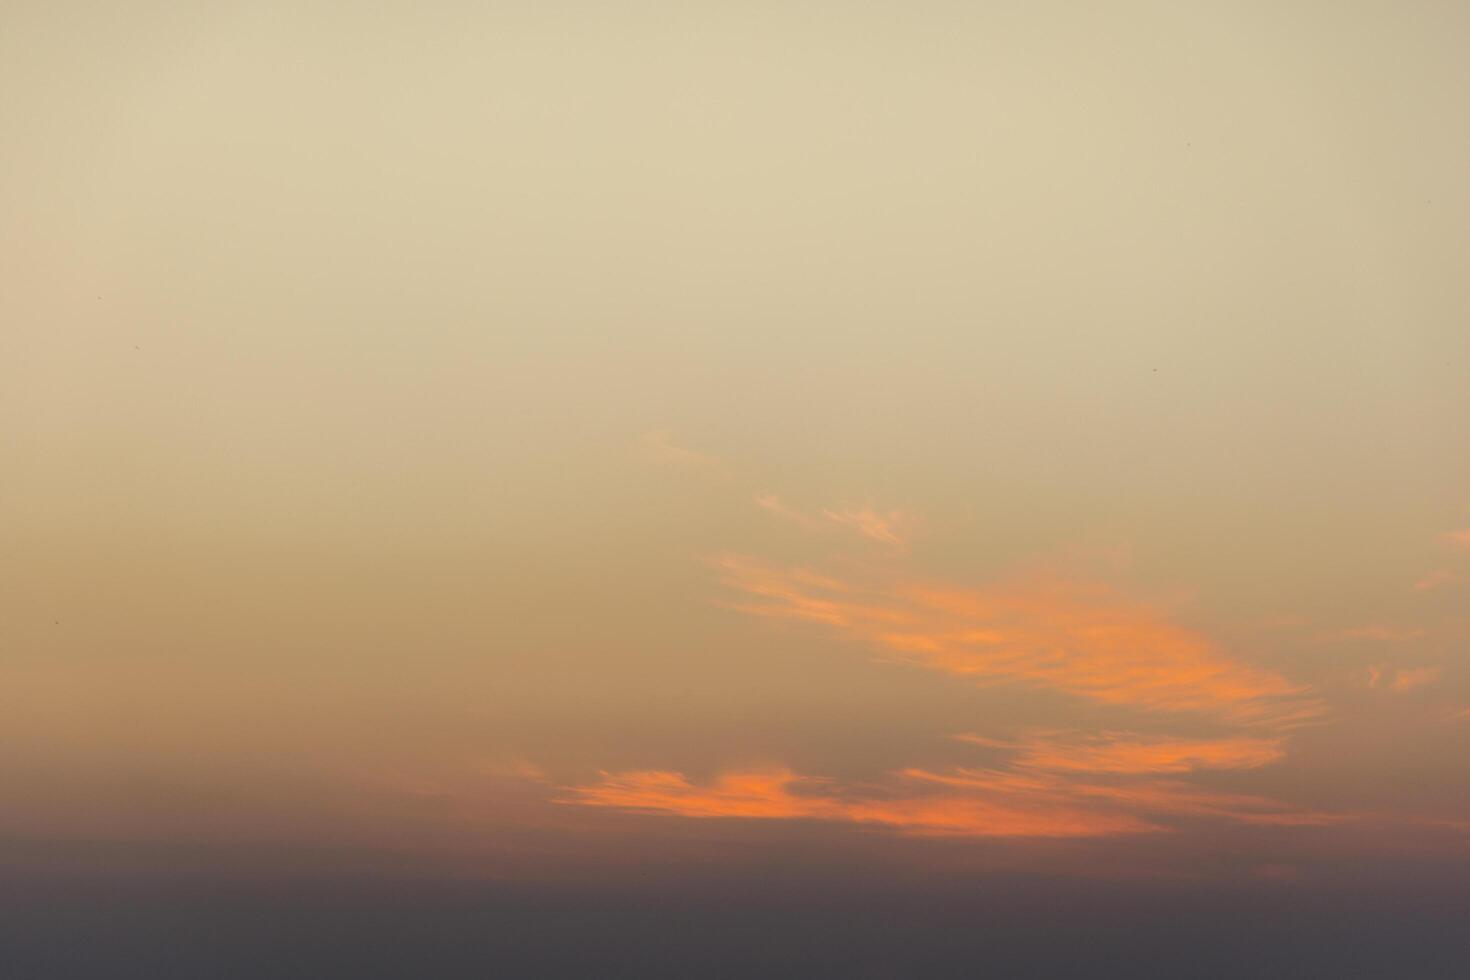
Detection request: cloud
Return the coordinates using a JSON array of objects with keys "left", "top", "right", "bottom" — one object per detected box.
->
[
  {"left": 713, "top": 556, "right": 1314, "bottom": 724},
  {"left": 560, "top": 767, "right": 1154, "bottom": 838},
  {"left": 954, "top": 731, "right": 1286, "bottom": 775},
  {"left": 820, "top": 505, "right": 912, "bottom": 548},
  {"left": 905, "top": 768, "right": 1338, "bottom": 827},
  {"left": 1413, "top": 570, "right": 1460, "bottom": 591},
  {"left": 1364, "top": 665, "right": 1441, "bottom": 692},
  {"left": 639, "top": 430, "right": 720, "bottom": 469},
  {"left": 1388, "top": 666, "right": 1440, "bottom": 692},
  {"left": 561, "top": 762, "right": 1334, "bottom": 837},
  {"left": 754, "top": 495, "right": 914, "bottom": 547},
  {"left": 565, "top": 550, "right": 1335, "bottom": 843},
  {"left": 1448, "top": 529, "right": 1470, "bottom": 551},
  {"left": 562, "top": 518, "right": 1347, "bottom": 847},
  {"left": 753, "top": 493, "right": 825, "bottom": 531}
]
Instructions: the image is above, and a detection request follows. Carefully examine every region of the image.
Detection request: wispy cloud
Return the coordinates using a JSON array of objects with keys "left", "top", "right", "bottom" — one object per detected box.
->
[
  {"left": 1413, "top": 569, "right": 1460, "bottom": 591},
  {"left": 753, "top": 495, "right": 914, "bottom": 548},
  {"left": 1389, "top": 666, "right": 1440, "bottom": 692},
  {"left": 955, "top": 731, "right": 1286, "bottom": 775},
  {"left": 713, "top": 556, "right": 1314, "bottom": 724},
  {"left": 1364, "top": 665, "right": 1441, "bottom": 692},
  {"left": 639, "top": 430, "right": 720, "bottom": 469},
  {"left": 753, "top": 492, "right": 826, "bottom": 531},
  {"left": 561, "top": 761, "right": 1334, "bottom": 837},
  {"left": 562, "top": 511, "right": 1345, "bottom": 846},
  {"left": 560, "top": 767, "right": 1152, "bottom": 837},
  {"left": 820, "top": 505, "right": 912, "bottom": 548},
  {"left": 905, "top": 767, "right": 1338, "bottom": 827},
  {"left": 1448, "top": 529, "right": 1470, "bottom": 551}
]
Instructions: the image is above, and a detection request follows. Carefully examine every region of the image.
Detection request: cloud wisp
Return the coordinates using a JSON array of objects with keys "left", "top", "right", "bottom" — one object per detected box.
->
[
  {"left": 1413, "top": 569, "right": 1460, "bottom": 591},
  {"left": 1363, "top": 664, "right": 1441, "bottom": 692},
  {"left": 954, "top": 731, "right": 1286, "bottom": 775},
  {"left": 754, "top": 494, "right": 914, "bottom": 548},
  {"left": 713, "top": 556, "right": 1316, "bottom": 725},
  {"left": 559, "top": 767, "right": 1152, "bottom": 837},
  {"left": 1389, "top": 666, "right": 1441, "bottom": 692},
  {"left": 560, "top": 759, "right": 1335, "bottom": 838},
  {"left": 558, "top": 506, "right": 1337, "bottom": 845},
  {"left": 820, "top": 505, "right": 911, "bottom": 548},
  {"left": 639, "top": 430, "right": 722, "bottom": 469}
]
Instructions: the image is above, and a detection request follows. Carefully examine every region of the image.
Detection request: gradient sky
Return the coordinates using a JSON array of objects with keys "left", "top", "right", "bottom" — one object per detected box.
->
[{"left": 3, "top": 1, "right": 1469, "bottom": 976}]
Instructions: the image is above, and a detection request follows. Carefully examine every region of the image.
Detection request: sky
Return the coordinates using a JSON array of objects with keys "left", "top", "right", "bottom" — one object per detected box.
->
[{"left": 3, "top": 2, "right": 1469, "bottom": 976}]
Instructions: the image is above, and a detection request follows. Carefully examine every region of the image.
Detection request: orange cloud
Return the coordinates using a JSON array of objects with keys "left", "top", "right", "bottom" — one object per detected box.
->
[
  {"left": 570, "top": 527, "right": 1340, "bottom": 847},
  {"left": 1389, "top": 666, "right": 1440, "bottom": 692},
  {"left": 1364, "top": 665, "right": 1441, "bottom": 692},
  {"left": 714, "top": 557, "right": 1313, "bottom": 724},
  {"left": 821, "top": 505, "right": 911, "bottom": 548},
  {"left": 753, "top": 496, "right": 913, "bottom": 547},
  {"left": 955, "top": 731, "right": 1286, "bottom": 774},
  {"left": 1448, "top": 529, "right": 1470, "bottom": 550},
  {"left": 561, "top": 768, "right": 1155, "bottom": 837},
  {"left": 905, "top": 767, "right": 1337, "bottom": 827},
  {"left": 753, "top": 492, "right": 825, "bottom": 531},
  {"left": 1413, "top": 569, "right": 1460, "bottom": 591},
  {"left": 562, "top": 762, "right": 1334, "bottom": 837},
  {"left": 640, "top": 430, "right": 720, "bottom": 468}
]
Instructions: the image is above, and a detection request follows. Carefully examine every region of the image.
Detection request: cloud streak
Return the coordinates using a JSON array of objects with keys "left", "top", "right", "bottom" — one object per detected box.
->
[
  {"left": 1413, "top": 569, "right": 1459, "bottom": 591},
  {"left": 561, "top": 761, "right": 1334, "bottom": 837},
  {"left": 640, "top": 430, "right": 721, "bottom": 469},
  {"left": 753, "top": 495, "right": 914, "bottom": 548},
  {"left": 955, "top": 731, "right": 1287, "bottom": 775},
  {"left": 561, "top": 767, "right": 1154, "bottom": 838},
  {"left": 713, "top": 556, "right": 1315, "bottom": 724},
  {"left": 820, "top": 505, "right": 911, "bottom": 548},
  {"left": 1364, "top": 665, "right": 1441, "bottom": 692},
  {"left": 562, "top": 512, "right": 1344, "bottom": 845},
  {"left": 753, "top": 492, "right": 826, "bottom": 532},
  {"left": 1389, "top": 666, "right": 1440, "bottom": 692}
]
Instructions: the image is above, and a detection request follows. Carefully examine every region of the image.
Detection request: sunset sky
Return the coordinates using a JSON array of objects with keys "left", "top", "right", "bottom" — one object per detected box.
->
[{"left": 3, "top": 2, "right": 1469, "bottom": 976}]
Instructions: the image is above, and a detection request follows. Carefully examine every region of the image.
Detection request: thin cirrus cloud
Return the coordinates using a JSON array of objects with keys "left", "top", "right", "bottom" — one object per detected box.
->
[
  {"left": 1363, "top": 665, "right": 1441, "bottom": 692},
  {"left": 903, "top": 768, "right": 1338, "bottom": 827},
  {"left": 559, "top": 761, "right": 1335, "bottom": 837},
  {"left": 754, "top": 494, "right": 913, "bottom": 548},
  {"left": 1413, "top": 569, "right": 1460, "bottom": 591},
  {"left": 1389, "top": 666, "right": 1441, "bottom": 692},
  {"left": 753, "top": 492, "right": 826, "bottom": 532},
  {"left": 639, "top": 430, "right": 722, "bottom": 470},
  {"left": 558, "top": 768, "right": 1153, "bottom": 838},
  {"left": 556, "top": 499, "right": 1330, "bottom": 842},
  {"left": 820, "top": 505, "right": 911, "bottom": 548},
  {"left": 712, "top": 555, "right": 1316, "bottom": 725},
  {"left": 954, "top": 731, "right": 1287, "bottom": 775}
]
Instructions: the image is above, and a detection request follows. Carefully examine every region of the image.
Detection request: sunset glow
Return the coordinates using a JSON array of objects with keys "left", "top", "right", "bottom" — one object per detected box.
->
[{"left": 4, "top": 1, "right": 1468, "bottom": 975}]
